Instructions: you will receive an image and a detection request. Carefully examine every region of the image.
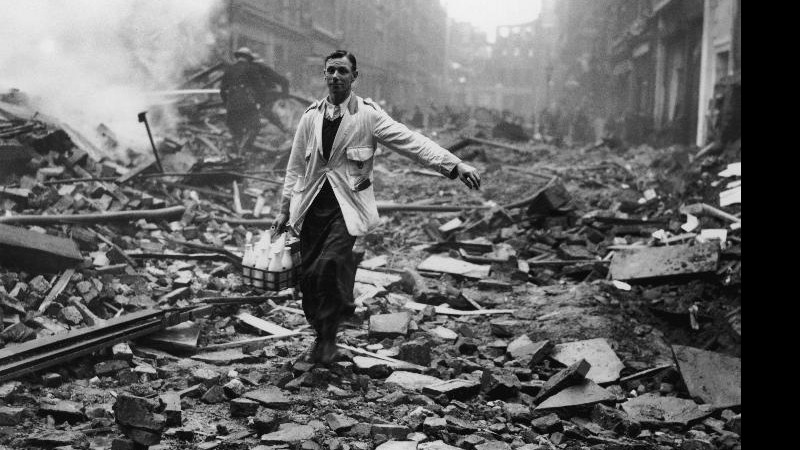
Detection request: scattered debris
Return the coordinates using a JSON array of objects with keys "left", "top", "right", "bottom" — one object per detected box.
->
[{"left": 0, "top": 80, "right": 741, "bottom": 450}]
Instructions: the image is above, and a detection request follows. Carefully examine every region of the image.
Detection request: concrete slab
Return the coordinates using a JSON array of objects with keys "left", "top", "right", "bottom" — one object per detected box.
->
[
  {"left": 417, "top": 254, "right": 491, "bottom": 279},
  {"left": 534, "top": 379, "right": 615, "bottom": 412},
  {"left": 609, "top": 242, "right": 719, "bottom": 281},
  {"left": 24, "top": 430, "right": 87, "bottom": 448},
  {"left": 376, "top": 441, "right": 418, "bottom": 450},
  {"left": 356, "top": 268, "right": 403, "bottom": 288},
  {"left": 385, "top": 371, "right": 444, "bottom": 391},
  {"left": 551, "top": 338, "right": 625, "bottom": 384},
  {"left": 243, "top": 387, "right": 292, "bottom": 409},
  {"left": 507, "top": 335, "right": 552, "bottom": 364},
  {"left": 419, "top": 441, "right": 462, "bottom": 450},
  {"left": 191, "top": 349, "right": 258, "bottom": 365},
  {"left": 0, "top": 224, "right": 83, "bottom": 273},
  {"left": 423, "top": 378, "right": 481, "bottom": 401},
  {"left": 672, "top": 345, "right": 741, "bottom": 408},
  {"left": 261, "top": 423, "right": 315, "bottom": 443},
  {"left": 621, "top": 393, "right": 711, "bottom": 426}
]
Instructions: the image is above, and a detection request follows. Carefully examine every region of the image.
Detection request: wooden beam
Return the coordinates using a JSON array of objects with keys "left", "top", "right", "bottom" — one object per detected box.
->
[
  {"left": 236, "top": 312, "right": 294, "bottom": 336},
  {"left": 202, "top": 331, "right": 309, "bottom": 351},
  {"left": 37, "top": 268, "right": 75, "bottom": 314},
  {"left": 404, "top": 301, "right": 515, "bottom": 316},
  {"left": 337, "top": 343, "right": 427, "bottom": 372},
  {"left": 0, "top": 206, "right": 185, "bottom": 225}
]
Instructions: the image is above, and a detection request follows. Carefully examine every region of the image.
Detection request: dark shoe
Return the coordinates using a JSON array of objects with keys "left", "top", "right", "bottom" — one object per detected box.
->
[
  {"left": 317, "top": 339, "right": 338, "bottom": 364},
  {"left": 298, "top": 338, "right": 322, "bottom": 363}
]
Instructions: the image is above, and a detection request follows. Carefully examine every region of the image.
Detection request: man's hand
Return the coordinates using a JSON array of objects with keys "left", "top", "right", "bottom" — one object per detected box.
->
[
  {"left": 456, "top": 162, "right": 481, "bottom": 190},
  {"left": 272, "top": 213, "right": 289, "bottom": 233}
]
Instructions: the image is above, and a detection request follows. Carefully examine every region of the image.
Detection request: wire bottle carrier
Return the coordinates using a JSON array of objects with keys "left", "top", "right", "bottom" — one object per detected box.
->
[{"left": 241, "top": 238, "right": 301, "bottom": 292}]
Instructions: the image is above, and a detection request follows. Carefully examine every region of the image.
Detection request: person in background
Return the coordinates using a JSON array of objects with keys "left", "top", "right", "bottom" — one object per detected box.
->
[
  {"left": 220, "top": 47, "right": 265, "bottom": 155},
  {"left": 272, "top": 50, "right": 482, "bottom": 364}
]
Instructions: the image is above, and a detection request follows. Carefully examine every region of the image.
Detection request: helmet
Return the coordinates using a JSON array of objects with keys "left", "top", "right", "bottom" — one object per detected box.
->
[{"left": 233, "top": 47, "right": 255, "bottom": 61}]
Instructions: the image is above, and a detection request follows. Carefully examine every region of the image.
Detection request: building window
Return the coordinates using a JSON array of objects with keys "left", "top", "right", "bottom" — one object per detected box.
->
[{"left": 715, "top": 50, "right": 730, "bottom": 82}]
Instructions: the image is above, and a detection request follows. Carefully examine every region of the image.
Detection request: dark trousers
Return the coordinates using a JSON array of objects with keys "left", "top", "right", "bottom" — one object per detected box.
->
[
  {"left": 299, "top": 183, "right": 356, "bottom": 341},
  {"left": 226, "top": 107, "right": 261, "bottom": 154}
]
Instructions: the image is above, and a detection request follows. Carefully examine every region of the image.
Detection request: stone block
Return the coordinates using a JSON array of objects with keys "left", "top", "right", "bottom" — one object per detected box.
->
[{"left": 369, "top": 312, "right": 412, "bottom": 339}]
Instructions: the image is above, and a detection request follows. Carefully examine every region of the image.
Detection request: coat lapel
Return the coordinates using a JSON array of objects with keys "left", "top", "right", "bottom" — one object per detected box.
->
[{"left": 314, "top": 105, "right": 324, "bottom": 159}]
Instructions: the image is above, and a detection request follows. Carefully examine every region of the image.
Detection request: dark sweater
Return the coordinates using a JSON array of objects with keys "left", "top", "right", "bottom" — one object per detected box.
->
[{"left": 312, "top": 116, "right": 344, "bottom": 213}]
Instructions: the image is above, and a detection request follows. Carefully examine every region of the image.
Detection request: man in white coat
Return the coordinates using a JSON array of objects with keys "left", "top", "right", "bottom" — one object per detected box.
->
[{"left": 273, "top": 50, "right": 481, "bottom": 363}]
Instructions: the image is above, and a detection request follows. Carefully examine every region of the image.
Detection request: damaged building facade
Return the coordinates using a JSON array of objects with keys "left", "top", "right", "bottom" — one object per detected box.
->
[
  {"left": 544, "top": 0, "right": 741, "bottom": 146},
  {"left": 222, "top": 0, "right": 448, "bottom": 110},
  {"left": 442, "top": 0, "right": 741, "bottom": 147}
]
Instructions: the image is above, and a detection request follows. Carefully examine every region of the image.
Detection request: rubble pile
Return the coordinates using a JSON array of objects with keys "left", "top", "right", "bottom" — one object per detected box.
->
[{"left": 0, "top": 93, "right": 739, "bottom": 450}]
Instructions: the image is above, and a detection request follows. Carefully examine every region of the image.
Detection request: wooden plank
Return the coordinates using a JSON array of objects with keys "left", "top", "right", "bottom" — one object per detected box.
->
[
  {"left": 117, "top": 159, "right": 156, "bottom": 184},
  {"left": 232, "top": 181, "right": 243, "bottom": 215},
  {"left": 404, "top": 301, "right": 514, "bottom": 316},
  {"left": 252, "top": 196, "right": 266, "bottom": 218},
  {"left": 0, "top": 224, "right": 83, "bottom": 273},
  {"left": 337, "top": 344, "right": 426, "bottom": 372},
  {"left": 92, "top": 228, "right": 136, "bottom": 267},
  {"left": 526, "top": 259, "right": 609, "bottom": 267},
  {"left": 618, "top": 364, "right": 674, "bottom": 383},
  {"left": 609, "top": 243, "right": 719, "bottom": 281},
  {"left": 236, "top": 312, "right": 294, "bottom": 336},
  {"left": 202, "top": 330, "right": 309, "bottom": 351},
  {"left": 37, "top": 268, "right": 75, "bottom": 313},
  {"left": 70, "top": 164, "right": 129, "bottom": 206},
  {"left": 0, "top": 206, "right": 185, "bottom": 225}
]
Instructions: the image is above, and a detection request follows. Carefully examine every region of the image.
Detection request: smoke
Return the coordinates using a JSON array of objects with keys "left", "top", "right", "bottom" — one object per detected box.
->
[{"left": 0, "top": 0, "right": 223, "bottom": 162}]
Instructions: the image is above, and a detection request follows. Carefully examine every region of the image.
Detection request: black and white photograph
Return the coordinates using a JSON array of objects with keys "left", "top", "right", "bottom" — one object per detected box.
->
[{"left": 0, "top": 1, "right": 741, "bottom": 448}]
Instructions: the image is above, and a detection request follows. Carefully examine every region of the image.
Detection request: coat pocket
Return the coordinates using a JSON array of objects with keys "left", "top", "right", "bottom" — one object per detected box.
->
[{"left": 345, "top": 146, "right": 375, "bottom": 190}]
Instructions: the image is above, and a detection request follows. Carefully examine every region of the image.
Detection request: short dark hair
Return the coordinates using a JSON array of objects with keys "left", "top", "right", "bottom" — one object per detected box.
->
[{"left": 324, "top": 50, "right": 357, "bottom": 72}]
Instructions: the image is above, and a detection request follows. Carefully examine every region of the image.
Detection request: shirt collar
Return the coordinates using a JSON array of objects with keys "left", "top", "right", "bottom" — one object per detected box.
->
[{"left": 323, "top": 92, "right": 352, "bottom": 120}]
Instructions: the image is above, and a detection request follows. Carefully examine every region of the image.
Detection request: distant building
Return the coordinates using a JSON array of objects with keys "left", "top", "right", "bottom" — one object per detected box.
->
[
  {"left": 543, "top": 0, "right": 741, "bottom": 146},
  {"left": 443, "top": 20, "right": 492, "bottom": 109},
  {"left": 222, "top": 0, "right": 447, "bottom": 108}
]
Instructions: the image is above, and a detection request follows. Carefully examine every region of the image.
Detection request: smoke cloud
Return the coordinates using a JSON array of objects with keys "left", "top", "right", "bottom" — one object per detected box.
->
[{"left": 0, "top": 0, "right": 222, "bottom": 162}]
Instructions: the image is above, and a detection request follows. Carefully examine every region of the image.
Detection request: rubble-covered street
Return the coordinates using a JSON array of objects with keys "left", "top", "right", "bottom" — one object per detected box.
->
[
  {"left": 1, "top": 88, "right": 740, "bottom": 450},
  {"left": 1, "top": 0, "right": 742, "bottom": 449}
]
